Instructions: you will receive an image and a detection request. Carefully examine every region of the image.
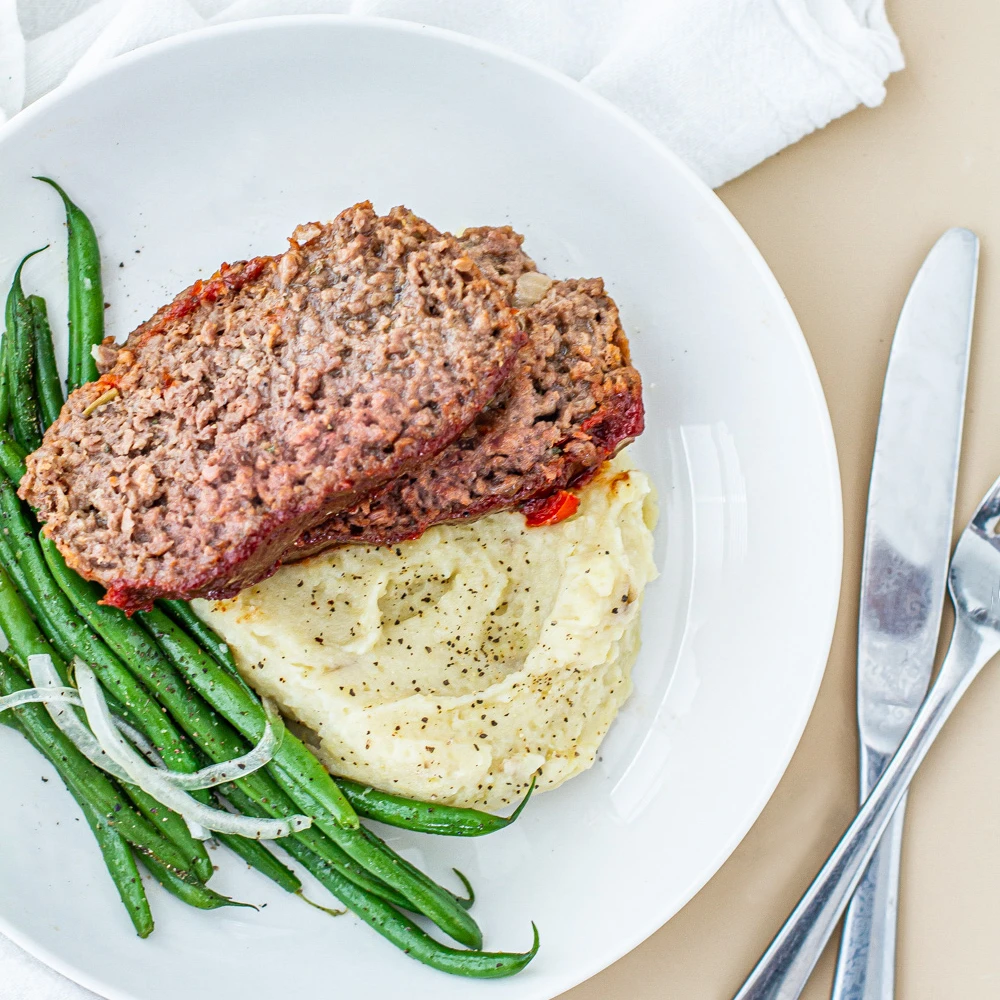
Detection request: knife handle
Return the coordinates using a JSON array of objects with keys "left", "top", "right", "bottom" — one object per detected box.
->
[{"left": 829, "top": 792, "right": 906, "bottom": 1000}]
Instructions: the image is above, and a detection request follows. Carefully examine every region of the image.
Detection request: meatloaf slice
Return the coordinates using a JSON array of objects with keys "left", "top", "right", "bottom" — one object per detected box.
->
[
  {"left": 20, "top": 203, "right": 526, "bottom": 612},
  {"left": 288, "top": 270, "right": 643, "bottom": 558}
]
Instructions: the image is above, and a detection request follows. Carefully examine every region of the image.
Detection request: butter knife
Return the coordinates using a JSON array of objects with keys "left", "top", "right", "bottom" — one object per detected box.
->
[
  {"left": 832, "top": 229, "right": 979, "bottom": 1000},
  {"left": 828, "top": 227, "right": 979, "bottom": 999}
]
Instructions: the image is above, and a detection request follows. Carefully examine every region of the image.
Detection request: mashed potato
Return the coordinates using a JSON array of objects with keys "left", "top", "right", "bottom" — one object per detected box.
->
[{"left": 196, "top": 452, "right": 657, "bottom": 810}]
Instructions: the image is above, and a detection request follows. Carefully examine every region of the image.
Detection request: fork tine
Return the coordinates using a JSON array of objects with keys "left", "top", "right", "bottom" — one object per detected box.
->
[{"left": 969, "top": 473, "right": 1000, "bottom": 535}]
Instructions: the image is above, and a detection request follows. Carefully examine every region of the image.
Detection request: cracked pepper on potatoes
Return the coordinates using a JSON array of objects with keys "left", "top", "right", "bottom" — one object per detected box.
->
[{"left": 195, "top": 452, "right": 657, "bottom": 811}]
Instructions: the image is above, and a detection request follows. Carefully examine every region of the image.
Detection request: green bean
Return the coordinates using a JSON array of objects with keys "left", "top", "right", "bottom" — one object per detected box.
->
[
  {"left": 124, "top": 784, "right": 214, "bottom": 884},
  {"left": 0, "top": 526, "right": 73, "bottom": 659},
  {"left": 158, "top": 599, "right": 243, "bottom": 678},
  {"left": 158, "top": 598, "right": 258, "bottom": 700},
  {"left": 76, "top": 793, "right": 155, "bottom": 936},
  {"left": 0, "top": 525, "right": 134, "bottom": 740},
  {"left": 1, "top": 196, "right": 539, "bottom": 967},
  {"left": 0, "top": 327, "right": 10, "bottom": 429},
  {"left": 356, "top": 826, "right": 478, "bottom": 918},
  {"left": 0, "top": 654, "right": 194, "bottom": 880},
  {"left": 0, "top": 428, "right": 26, "bottom": 483},
  {"left": 138, "top": 609, "right": 358, "bottom": 830},
  {"left": 336, "top": 775, "right": 536, "bottom": 837},
  {"left": 5, "top": 248, "right": 46, "bottom": 452},
  {"left": 360, "top": 824, "right": 483, "bottom": 924},
  {"left": 220, "top": 771, "right": 458, "bottom": 929},
  {"left": 218, "top": 781, "right": 410, "bottom": 909},
  {"left": 1, "top": 669, "right": 155, "bottom": 937},
  {"left": 215, "top": 830, "right": 302, "bottom": 895},
  {"left": 42, "top": 538, "right": 236, "bottom": 752},
  {"left": 0, "top": 564, "right": 201, "bottom": 882},
  {"left": 142, "top": 854, "right": 252, "bottom": 911},
  {"left": 0, "top": 483, "right": 208, "bottom": 877},
  {"left": 452, "top": 869, "right": 475, "bottom": 910},
  {"left": 0, "top": 528, "right": 133, "bottom": 728},
  {"left": 35, "top": 178, "right": 104, "bottom": 393},
  {"left": 43, "top": 534, "right": 245, "bottom": 766},
  {"left": 269, "top": 760, "right": 482, "bottom": 950},
  {"left": 285, "top": 847, "right": 538, "bottom": 978},
  {"left": 274, "top": 835, "right": 397, "bottom": 911},
  {"left": 29, "top": 295, "right": 63, "bottom": 429},
  {"left": 0, "top": 474, "right": 198, "bottom": 768},
  {"left": 0, "top": 541, "right": 135, "bottom": 736}
]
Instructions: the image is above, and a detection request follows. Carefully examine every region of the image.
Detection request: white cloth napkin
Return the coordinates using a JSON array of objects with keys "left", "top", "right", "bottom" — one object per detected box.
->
[
  {"left": 0, "top": 1, "right": 901, "bottom": 997},
  {"left": 1, "top": 0, "right": 902, "bottom": 188}
]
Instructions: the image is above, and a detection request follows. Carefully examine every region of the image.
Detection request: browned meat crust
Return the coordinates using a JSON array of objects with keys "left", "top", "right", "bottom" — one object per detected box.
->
[
  {"left": 20, "top": 203, "right": 525, "bottom": 612},
  {"left": 288, "top": 272, "right": 644, "bottom": 558}
]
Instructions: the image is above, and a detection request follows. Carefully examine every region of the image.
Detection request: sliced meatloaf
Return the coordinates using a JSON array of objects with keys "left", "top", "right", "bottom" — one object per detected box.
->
[
  {"left": 288, "top": 262, "right": 644, "bottom": 558},
  {"left": 20, "top": 203, "right": 525, "bottom": 612}
]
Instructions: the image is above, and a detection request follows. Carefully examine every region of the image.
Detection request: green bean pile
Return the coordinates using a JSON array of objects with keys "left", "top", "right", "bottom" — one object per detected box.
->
[{"left": 0, "top": 180, "right": 538, "bottom": 977}]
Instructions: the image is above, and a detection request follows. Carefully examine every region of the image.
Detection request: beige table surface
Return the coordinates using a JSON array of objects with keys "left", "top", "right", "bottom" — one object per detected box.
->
[{"left": 564, "top": 4, "right": 1000, "bottom": 999}]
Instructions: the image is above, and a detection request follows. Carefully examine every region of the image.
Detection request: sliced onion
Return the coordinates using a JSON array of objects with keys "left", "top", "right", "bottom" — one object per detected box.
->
[
  {"left": 24, "top": 653, "right": 303, "bottom": 838},
  {"left": 28, "top": 654, "right": 281, "bottom": 791},
  {"left": 0, "top": 685, "right": 83, "bottom": 713},
  {"left": 74, "top": 659, "right": 310, "bottom": 840},
  {"left": 113, "top": 719, "right": 162, "bottom": 764},
  {"left": 28, "top": 654, "right": 131, "bottom": 782},
  {"left": 185, "top": 819, "right": 212, "bottom": 841},
  {"left": 163, "top": 698, "right": 285, "bottom": 791},
  {"left": 3, "top": 676, "right": 163, "bottom": 768}
]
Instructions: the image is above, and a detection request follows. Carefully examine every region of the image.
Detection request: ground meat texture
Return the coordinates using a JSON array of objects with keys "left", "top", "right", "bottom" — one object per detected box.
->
[
  {"left": 288, "top": 275, "right": 643, "bottom": 558},
  {"left": 19, "top": 203, "right": 525, "bottom": 612},
  {"left": 456, "top": 225, "right": 537, "bottom": 299}
]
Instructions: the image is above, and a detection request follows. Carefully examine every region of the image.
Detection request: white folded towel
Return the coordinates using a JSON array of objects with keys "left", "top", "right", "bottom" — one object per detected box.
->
[
  {"left": 2, "top": 0, "right": 902, "bottom": 187},
  {"left": 0, "top": 1, "right": 901, "bottom": 996}
]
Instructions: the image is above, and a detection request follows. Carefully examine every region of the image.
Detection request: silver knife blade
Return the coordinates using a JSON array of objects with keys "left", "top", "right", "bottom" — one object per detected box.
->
[{"left": 858, "top": 227, "right": 979, "bottom": 759}]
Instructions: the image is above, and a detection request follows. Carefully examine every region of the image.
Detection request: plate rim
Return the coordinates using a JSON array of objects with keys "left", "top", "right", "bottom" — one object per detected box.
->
[{"left": 0, "top": 13, "right": 844, "bottom": 999}]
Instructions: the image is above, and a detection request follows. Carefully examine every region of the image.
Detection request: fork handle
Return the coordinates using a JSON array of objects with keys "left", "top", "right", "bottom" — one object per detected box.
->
[
  {"left": 732, "top": 617, "right": 992, "bottom": 1000},
  {"left": 829, "top": 789, "right": 906, "bottom": 1000}
]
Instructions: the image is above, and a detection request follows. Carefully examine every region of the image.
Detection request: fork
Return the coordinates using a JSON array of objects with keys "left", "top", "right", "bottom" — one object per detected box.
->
[{"left": 732, "top": 474, "right": 1000, "bottom": 999}]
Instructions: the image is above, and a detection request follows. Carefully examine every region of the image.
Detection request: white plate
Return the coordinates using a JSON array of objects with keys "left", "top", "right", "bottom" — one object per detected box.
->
[{"left": 0, "top": 17, "right": 842, "bottom": 1000}]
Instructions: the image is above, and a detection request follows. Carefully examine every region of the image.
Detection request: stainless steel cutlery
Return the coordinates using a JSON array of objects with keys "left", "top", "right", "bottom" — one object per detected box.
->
[
  {"left": 830, "top": 229, "right": 978, "bottom": 1000},
  {"left": 732, "top": 229, "right": 981, "bottom": 1000}
]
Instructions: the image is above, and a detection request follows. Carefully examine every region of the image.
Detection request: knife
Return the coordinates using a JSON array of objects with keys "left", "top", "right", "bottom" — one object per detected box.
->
[{"left": 829, "top": 228, "right": 979, "bottom": 1000}]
